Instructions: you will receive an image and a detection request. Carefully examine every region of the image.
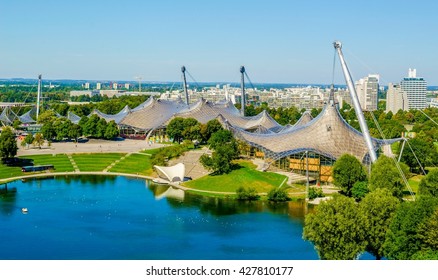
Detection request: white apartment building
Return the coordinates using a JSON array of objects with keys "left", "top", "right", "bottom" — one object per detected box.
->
[
  {"left": 355, "top": 74, "right": 379, "bottom": 111},
  {"left": 386, "top": 83, "right": 409, "bottom": 113}
]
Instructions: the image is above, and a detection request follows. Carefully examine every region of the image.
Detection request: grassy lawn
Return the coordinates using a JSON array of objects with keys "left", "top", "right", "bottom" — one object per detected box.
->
[
  {"left": 109, "top": 153, "right": 154, "bottom": 176},
  {"left": 23, "top": 154, "right": 74, "bottom": 172},
  {"left": 0, "top": 154, "right": 74, "bottom": 180},
  {"left": 138, "top": 148, "right": 162, "bottom": 155},
  {"left": 0, "top": 164, "right": 25, "bottom": 180},
  {"left": 183, "top": 160, "right": 288, "bottom": 193},
  {"left": 72, "top": 153, "right": 125, "bottom": 172}
]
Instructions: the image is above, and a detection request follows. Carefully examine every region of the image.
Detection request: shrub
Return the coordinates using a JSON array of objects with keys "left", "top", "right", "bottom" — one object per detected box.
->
[
  {"left": 236, "top": 186, "right": 260, "bottom": 201},
  {"left": 308, "top": 187, "right": 324, "bottom": 200},
  {"left": 351, "top": 181, "right": 369, "bottom": 201},
  {"left": 268, "top": 187, "right": 290, "bottom": 202}
]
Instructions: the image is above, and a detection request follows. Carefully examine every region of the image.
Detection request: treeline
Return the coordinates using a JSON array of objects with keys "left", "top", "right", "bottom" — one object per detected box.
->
[
  {"left": 304, "top": 153, "right": 438, "bottom": 260},
  {"left": 0, "top": 85, "right": 75, "bottom": 102},
  {"left": 239, "top": 103, "right": 322, "bottom": 125},
  {"left": 50, "top": 95, "right": 150, "bottom": 116}
]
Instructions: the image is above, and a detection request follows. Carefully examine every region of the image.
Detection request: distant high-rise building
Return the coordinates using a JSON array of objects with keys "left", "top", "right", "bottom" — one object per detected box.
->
[
  {"left": 400, "top": 68, "right": 427, "bottom": 109},
  {"left": 355, "top": 74, "right": 379, "bottom": 111},
  {"left": 84, "top": 82, "right": 90, "bottom": 89},
  {"left": 124, "top": 83, "right": 130, "bottom": 90},
  {"left": 386, "top": 83, "right": 409, "bottom": 113},
  {"left": 96, "top": 82, "right": 101, "bottom": 90},
  {"left": 112, "top": 82, "right": 118, "bottom": 90}
]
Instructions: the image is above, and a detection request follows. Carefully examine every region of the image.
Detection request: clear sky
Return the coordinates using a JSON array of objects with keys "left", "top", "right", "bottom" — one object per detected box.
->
[{"left": 1, "top": 0, "right": 437, "bottom": 85}]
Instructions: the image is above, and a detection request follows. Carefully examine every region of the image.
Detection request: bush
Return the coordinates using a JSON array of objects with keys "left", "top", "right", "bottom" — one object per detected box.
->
[
  {"left": 351, "top": 181, "right": 369, "bottom": 201},
  {"left": 268, "top": 187, "right": 291, "bottom": 202},
  {"left": 151, "top": 143, "right": 192, "bottom": 167},
  {"left": 308, "top": 187, "right": 324, "bottom": 200},
  {"left": 236, "top": 186, "right": 259, "bottom": 201}
]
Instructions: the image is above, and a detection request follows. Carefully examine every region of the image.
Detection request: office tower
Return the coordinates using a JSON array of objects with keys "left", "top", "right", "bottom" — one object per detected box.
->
[{"left": 400, "top": 68, "right": 427, "bottom": 109}]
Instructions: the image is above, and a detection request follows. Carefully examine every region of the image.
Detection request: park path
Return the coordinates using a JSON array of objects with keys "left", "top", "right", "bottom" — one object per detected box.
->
[
  {"left": 103, "top": 153, "right": 131, "bottom": 172},
  {"left": 67, "top": 154, "right": 80, "bottom": 172}
]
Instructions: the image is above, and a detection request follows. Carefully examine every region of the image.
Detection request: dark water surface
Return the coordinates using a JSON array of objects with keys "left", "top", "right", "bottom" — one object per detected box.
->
[{"left": 0, "top": 175, "right": 318, "bottom": 260}]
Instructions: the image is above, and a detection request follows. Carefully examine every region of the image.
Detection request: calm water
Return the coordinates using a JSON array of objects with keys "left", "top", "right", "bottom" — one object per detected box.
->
[{"left": 0, "top": 175, "right": 318, "bottom": 260}]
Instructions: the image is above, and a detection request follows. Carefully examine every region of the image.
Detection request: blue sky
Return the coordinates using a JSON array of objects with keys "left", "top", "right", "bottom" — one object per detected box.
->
[{"left": 1, "top": 0, "right": 437, "bottom": 84}]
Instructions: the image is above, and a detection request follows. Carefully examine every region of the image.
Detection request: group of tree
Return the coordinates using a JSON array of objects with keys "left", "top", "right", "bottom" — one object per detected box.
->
[
  {"left": 200, "top": 129, "right": 240, "bottom": 175},
  {"left": 339, "top": 103, "right": 438, "bottom": 173},
  {"left": 304, "top": 153, "right": 438, "bottom": 259},
  {"left": 20, "top": 133, "right": 44, "bottom": 149},
  {"left": 37, "top": 110, "right": 119, "bottom": 141},
  {"left": 51, "top": 95, "right": 151, "bottom": 117},
  {"left": 166, "top": 117, "right": 223, "bottom": 144}
]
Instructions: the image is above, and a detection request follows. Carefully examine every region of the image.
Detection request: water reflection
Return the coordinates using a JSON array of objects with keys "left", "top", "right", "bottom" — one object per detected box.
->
[
  {"left": 0, "top": 176, "right": 318, "bottom": 260},
  {"left": 0, "top": 187, "right": 18, "bottom": 216},
  {"left": 149, "top": 183, "right": 312, "bottom": 221},
  {"left": 58, "top": 175, "right": 116, "bottom": 186}
]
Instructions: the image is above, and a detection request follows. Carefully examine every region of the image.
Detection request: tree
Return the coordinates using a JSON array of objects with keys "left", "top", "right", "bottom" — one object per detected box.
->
[
  {"left": 418, "top": 169, "right": 438, "bottom": 197},
  {"left": 267, "top": 186, "right": 291, "bottom": 202},
  {"left": 200, "top": 130, "right": 239, "bottom": 174},
  {"left": 12, "top": 119, "right": 21, "bottom": 130},
  {"left": 369, "top": 155, "right": 405, "bottom": 198},
  {"left": 33, "top": 133, "right": 44, "bottom": 149},
  {"left": 83, "top": 114, "right": 99, "bottom": 137},
  {"left": 200, "top": 119, "right": 223, "bottom": 142},
  {"left": 69, "top": 124, "right": 82, "bottom": 142},
  {"left": 182, "top": 118, "right": 201, "bottom": 141},
  {"left": 53, "top": 119, "right": 72, "bottom": 141},
  {"left": 332, "top": 154, "right": 367, "bottom": 196},
  {"left": 358, "top": 189, "right": 400, "bottom": 259},
  {"left": 166, "top": 117, "right": 185, "bottom": 143},
  {"left": 207, "top": 129, "right": 234, "bottom": 149},
  {"left": 95, "top": 118, "right": 107, "bottom": 138},
  {"left": 37, "top": 110, "right": 57, "bottom": 124},
  {"left": 384, "top": 196, "right": 438, "bottom": 259},
  {"left": 41, "top": 121, "right": 56, "bottom": 140},
  {"left": 303, "top": 195, "right": 366, "bottom": 259},
  {"left": 0, "top": 127, "right": 18, "bottom": 159},
  {"left": 351, "top": 181, "right": 369, "bottom": 201},
  {"left": 22, "top": 133, "right": 34, "bottom": 149},
  {"left": 236, "top": 186, "right": 259, "bottom": 201},
  {"left": 399, "top": 137, "right": 438, "bottom": 173},
  {"left": 104, "top": 121, "right": 119, "bottom": 139}
]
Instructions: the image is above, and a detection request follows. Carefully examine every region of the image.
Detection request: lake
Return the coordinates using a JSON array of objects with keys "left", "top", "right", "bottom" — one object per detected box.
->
[{"left": 0, "top": 175, "right": 318, "bottom": 260}]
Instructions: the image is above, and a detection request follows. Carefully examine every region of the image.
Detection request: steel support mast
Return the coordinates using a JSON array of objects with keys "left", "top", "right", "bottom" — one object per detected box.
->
[
  {"left": 36, "top": 74, "right": 42, "bottom": 121},
  {"left": 334, "top": 41, "right": 377, "bottom": 162},
  {"left": 240, "top": 66, "right": 246, "bottom": 116},
  {"left": 181, "top": 66, "right": 189, "bottom": 106}
]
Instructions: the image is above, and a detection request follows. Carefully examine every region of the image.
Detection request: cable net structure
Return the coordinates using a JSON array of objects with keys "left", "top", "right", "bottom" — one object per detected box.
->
[{"left": 220, "top": 100, "right": 402, "bottom": 165}]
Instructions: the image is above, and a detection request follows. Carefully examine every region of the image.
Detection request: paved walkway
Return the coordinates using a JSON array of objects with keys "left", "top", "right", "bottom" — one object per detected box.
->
[
  {"left": 168, "top": 147, "right": 210, "bottom": 179},
  {"left": 17, "top": 139, "right": 167, "bottom": 156},
  {"left": 103, "top": 153, "right": 131, "bottom": 172},
  {"left": 67, "top": 154, "right": 79, "bottom": 172}
]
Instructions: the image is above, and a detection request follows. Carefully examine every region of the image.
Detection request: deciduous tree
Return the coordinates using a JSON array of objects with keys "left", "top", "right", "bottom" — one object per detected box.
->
[
  {"left": 358, "top": 189, "right": 400, "bottom": 259},
  {"left": 369, "top": 155, "right": 405, "bottom": 198},
  {"left": 384, "top": 196, "right": 438, "bottom": 259},
  {"left": 0, "top": 127, "right": 18, "bottom": 158},
  {"left": 418, "top": 169, "right": 438, "bottom": 197},
  {"left": 332, "top": 154, "right": 367, "bottom": 196},
  {"left": 303, "top": 195, "right": 365, "bottom": 259}
]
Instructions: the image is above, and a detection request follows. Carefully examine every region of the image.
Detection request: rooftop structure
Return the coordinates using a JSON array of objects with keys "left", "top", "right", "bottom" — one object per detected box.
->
[{"left": 221, "top": 97, "right": 400, "bottom": 164}]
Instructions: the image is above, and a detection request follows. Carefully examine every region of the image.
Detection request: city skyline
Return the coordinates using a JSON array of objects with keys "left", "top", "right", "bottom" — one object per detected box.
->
[{"left": 1, "top": 0, "right": 437, "bottom": 84}]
